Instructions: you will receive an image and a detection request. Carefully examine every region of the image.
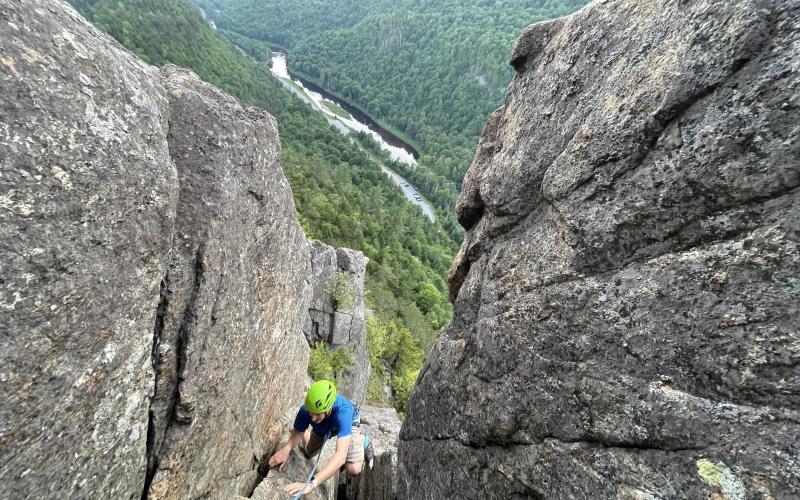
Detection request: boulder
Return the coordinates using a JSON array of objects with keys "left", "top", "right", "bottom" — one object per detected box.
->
[{"left": 399, "top": 0, "right": 800, "bottom": 498}]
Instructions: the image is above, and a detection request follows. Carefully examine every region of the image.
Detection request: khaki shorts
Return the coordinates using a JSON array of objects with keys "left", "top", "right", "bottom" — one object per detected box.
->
[{"left": 304, "top": 427, "right": 364, "bottom": 463}]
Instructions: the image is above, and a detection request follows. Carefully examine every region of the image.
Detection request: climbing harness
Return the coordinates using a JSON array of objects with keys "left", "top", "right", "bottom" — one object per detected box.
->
[{"left": 292, "top": 433, "right": 329, "bottom": 499}]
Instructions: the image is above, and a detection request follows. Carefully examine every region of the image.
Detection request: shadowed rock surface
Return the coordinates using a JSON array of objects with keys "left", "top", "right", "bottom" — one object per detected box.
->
[
  {"left": 399, "top": 0, "right": 800, "bottom": 498},
  {"left": 343, "top": 405, "right": 402, "bottom": 500},
  {"left": 1, "top": 1, "right": 312, "bottom": 498},
  {"left": 304, "top": 240, "right": 370, "bottom": 406}
]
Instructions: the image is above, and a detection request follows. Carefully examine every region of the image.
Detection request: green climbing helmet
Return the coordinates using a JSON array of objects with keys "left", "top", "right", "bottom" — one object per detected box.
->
[{"left": 305, "top": 380, "right": 336, "bottom": 414}]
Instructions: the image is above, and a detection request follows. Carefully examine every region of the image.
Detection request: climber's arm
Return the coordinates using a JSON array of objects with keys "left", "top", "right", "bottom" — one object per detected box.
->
[
  {"left": 283, "top": 434, "right": 349, "bottom": 496},
  {"left": 311, "top": 434, "right": 350, "bottom": 486},
  {"left": 268, "top": 429, "right": 305, "bottom": 469}
]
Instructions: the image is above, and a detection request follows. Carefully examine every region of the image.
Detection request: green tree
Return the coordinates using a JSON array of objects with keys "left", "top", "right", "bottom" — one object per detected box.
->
[
  {"left": 308, "top": 342, "right": 355, "bottom": 384},
  {"left": 416, "top": 281, "right": 443, "bottom": 314},
  {"left": 323, "top": 271, "right": 356, "bottom": 311}
]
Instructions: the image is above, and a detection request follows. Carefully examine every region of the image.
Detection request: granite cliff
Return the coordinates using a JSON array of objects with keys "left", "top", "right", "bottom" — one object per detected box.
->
[{"left": 399, "top": 0, "right": 799, "bottom": 498}]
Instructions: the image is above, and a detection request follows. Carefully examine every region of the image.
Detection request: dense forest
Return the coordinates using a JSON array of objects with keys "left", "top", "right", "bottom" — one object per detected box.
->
[
  {"left": 214, "top": 0, "right": 588, "bottom": 220},
  {"left": 68, "top": 0, "right": 456, "bottom": 413}
]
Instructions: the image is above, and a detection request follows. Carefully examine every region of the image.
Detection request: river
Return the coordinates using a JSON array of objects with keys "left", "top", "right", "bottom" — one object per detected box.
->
[
  {"left": 269, "top": 53, "right": 435, "bottom": 223},
  {"left": 196, "top": 6, "right": 217, "bottom": 30}
]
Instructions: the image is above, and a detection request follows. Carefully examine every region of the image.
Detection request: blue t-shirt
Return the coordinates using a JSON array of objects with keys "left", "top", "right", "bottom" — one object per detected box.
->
[{"left": 293, "top": 395, "right": 359, "bottom": 439}]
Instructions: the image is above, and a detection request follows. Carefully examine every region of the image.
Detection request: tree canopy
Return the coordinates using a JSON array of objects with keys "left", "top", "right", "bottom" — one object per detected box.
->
[{"left": 215, "top": 0, "right": 589, "bottom": 229}]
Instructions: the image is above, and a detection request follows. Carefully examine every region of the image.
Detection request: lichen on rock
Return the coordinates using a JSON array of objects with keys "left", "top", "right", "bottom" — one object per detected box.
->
[{"left": 697, "top": 459, "right": 747, "bottom": 500}]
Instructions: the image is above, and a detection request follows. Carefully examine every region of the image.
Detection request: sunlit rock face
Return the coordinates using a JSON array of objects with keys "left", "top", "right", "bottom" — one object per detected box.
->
[
  {"left": 1, "top": 1, "right": 312, "bottom": 498},
  {"left": 399, "top": 0, "right": 799, "bottom": 498}
]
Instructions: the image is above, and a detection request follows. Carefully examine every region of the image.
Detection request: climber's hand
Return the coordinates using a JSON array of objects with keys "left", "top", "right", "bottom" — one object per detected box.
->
[
  {"left": 268, "top": 446, "right": 290, "bottom": 470},
  {"left": 285, "top": 481, "right": 315, "bottom": 496}
]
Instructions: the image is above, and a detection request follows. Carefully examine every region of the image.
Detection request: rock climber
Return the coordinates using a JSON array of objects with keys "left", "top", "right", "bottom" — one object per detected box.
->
[{"left": 268, "top": 380, "right": 374, "bottom": 496}]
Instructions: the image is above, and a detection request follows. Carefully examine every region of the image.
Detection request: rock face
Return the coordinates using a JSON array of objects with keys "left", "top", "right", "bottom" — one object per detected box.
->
[
  {"left": 144, "top": 65, "right": 312, "bottom": 499},
  {"left": 344, "top": 405, "right": 402, "bottom": 500},
  {"left": 251, "top": 443, "right": 338, "bottom": 500},
  {"left": 399, "top": 1, "right": 799, "bottom": 499},
  {"left": 0, "top": 1, "right": 312, "bottom": 498},
  {"left": 304, "top": 241, "right": 370, "bottom": 406},
  {"left": 0, "top": 3, "right": 174, "bottom": 498}
]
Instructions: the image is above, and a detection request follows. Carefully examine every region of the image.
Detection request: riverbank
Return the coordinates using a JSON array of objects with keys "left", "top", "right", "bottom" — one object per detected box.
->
[
  {"left": 288, "top": 66, "right": 422, "bottom": 160},
  {"left": 251, "top": 40, "right": 422, "bottom": 161},
  {"left": 269, "top": 53, "right": 435, "bottom": 223}
]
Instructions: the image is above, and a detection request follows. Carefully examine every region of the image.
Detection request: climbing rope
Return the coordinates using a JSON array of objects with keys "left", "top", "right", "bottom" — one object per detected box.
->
[{"left": 292, "top": 434, "right": 328, "bottom": 499}]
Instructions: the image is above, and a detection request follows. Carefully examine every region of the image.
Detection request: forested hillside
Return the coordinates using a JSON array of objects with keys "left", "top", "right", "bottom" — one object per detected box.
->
[
  {"left": 68, "top": 0, "right": 456, "bottom": 412},
  {"left": 215, "top": 0, "right": 588, "bottom": 217},
  {"left": 206, "top": 0, "right": 371, "bottom": 49}
]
